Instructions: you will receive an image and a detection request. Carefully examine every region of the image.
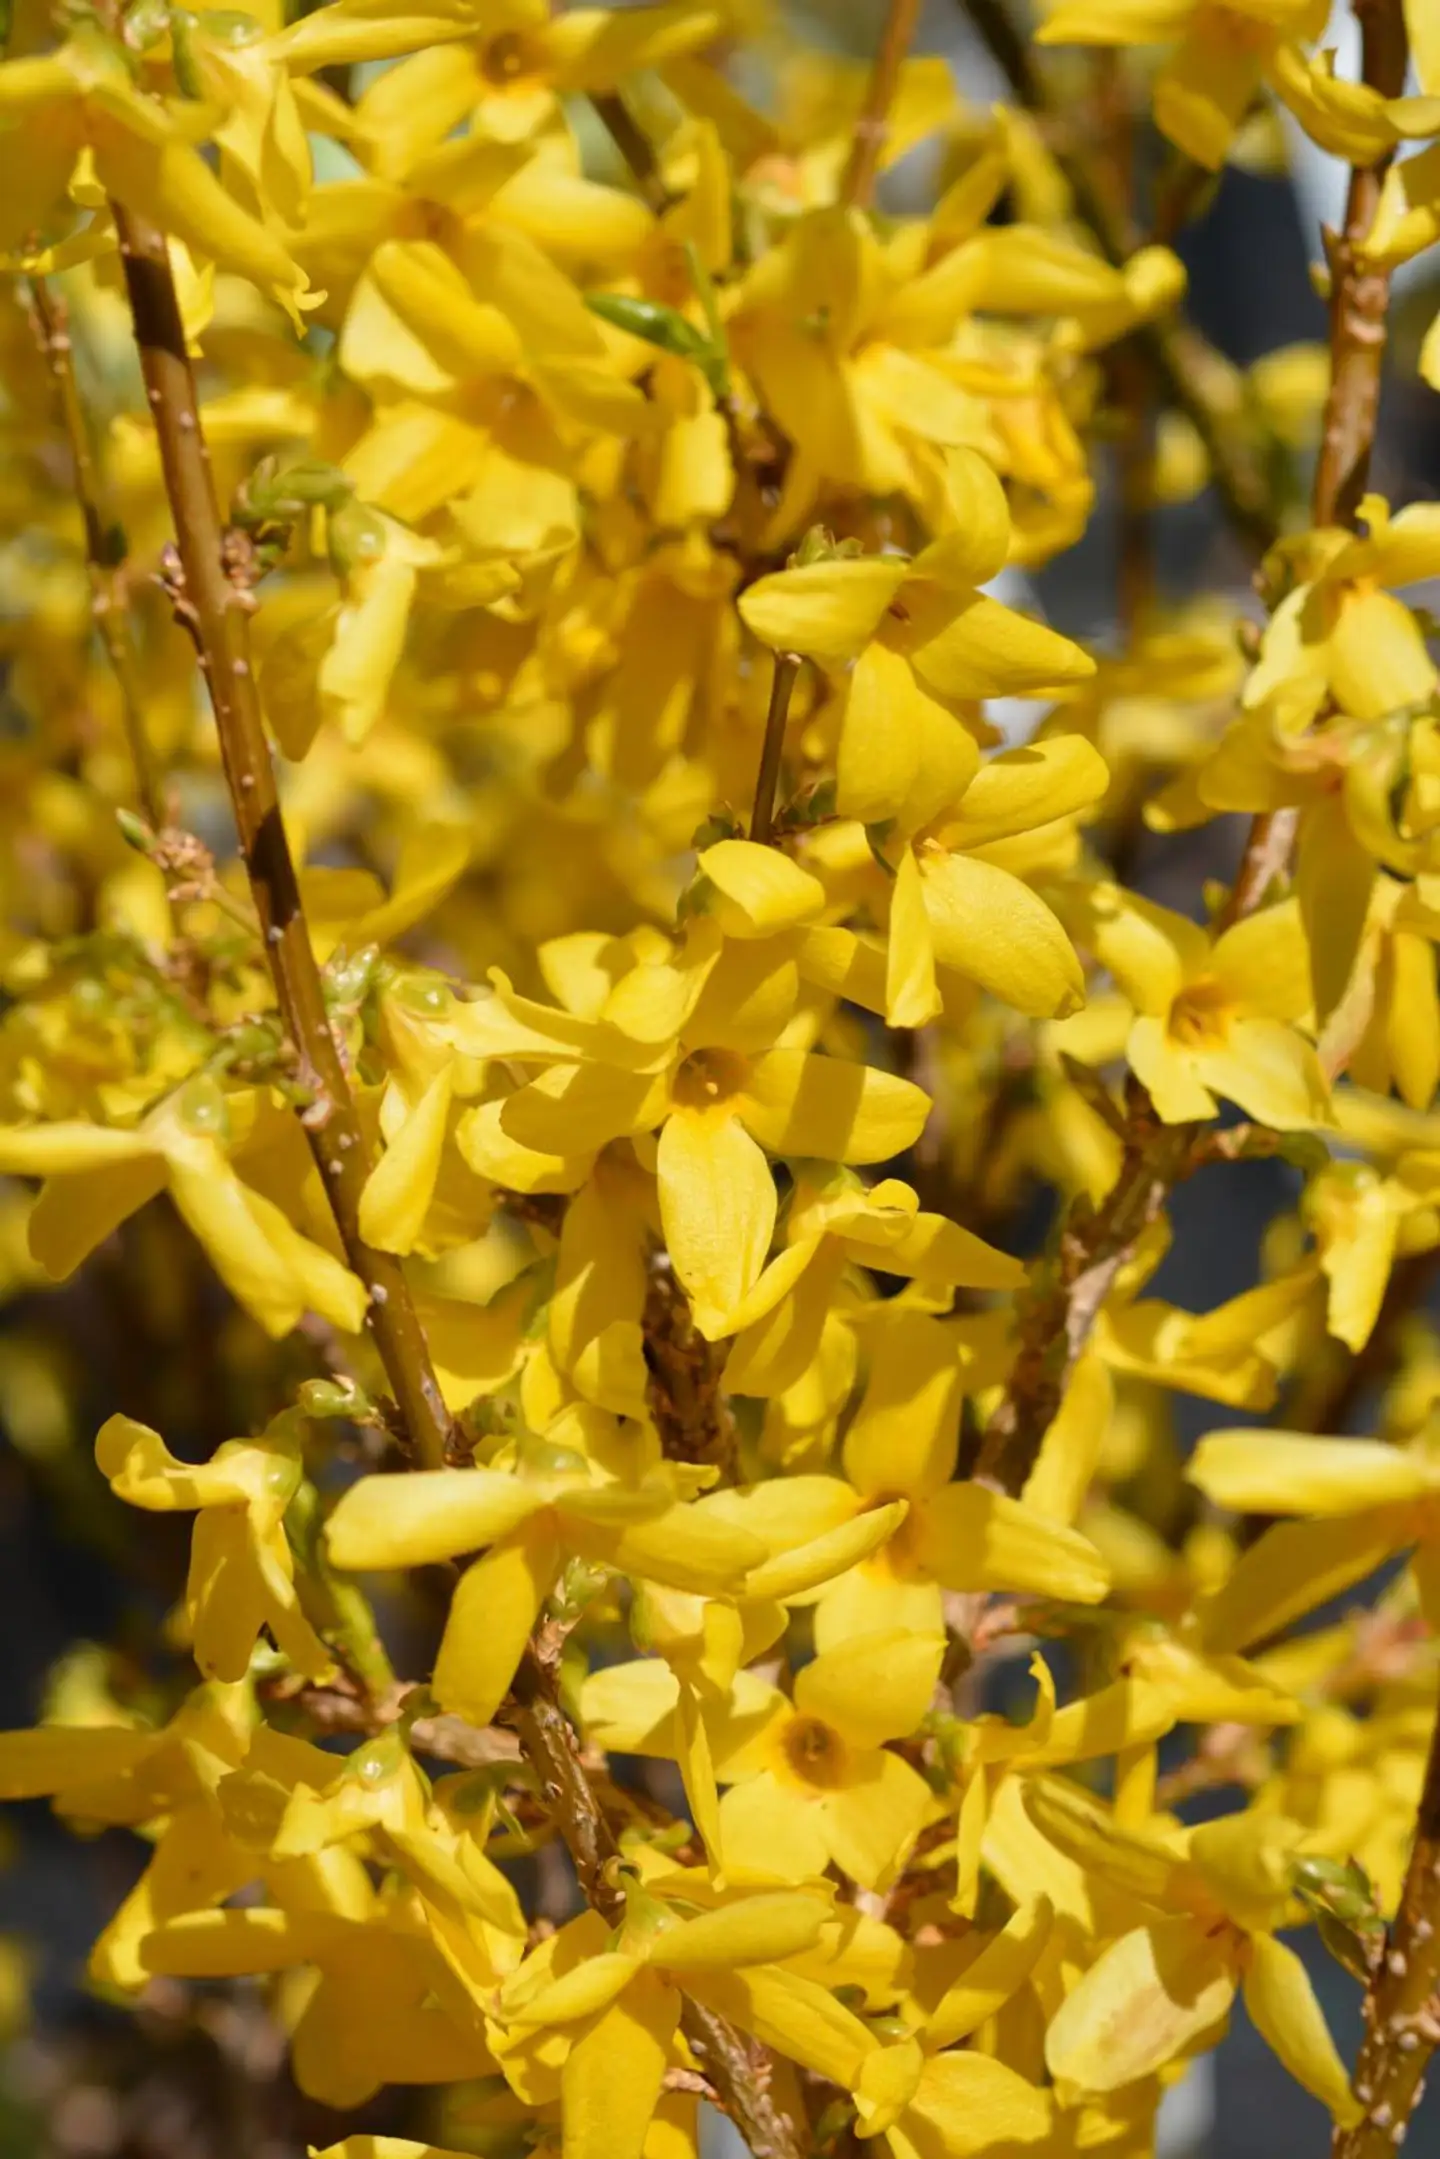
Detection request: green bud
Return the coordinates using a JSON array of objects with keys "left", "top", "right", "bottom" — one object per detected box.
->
[
  {"left": 167, "top": 10, "right": 205, "bottom": 100},
  {"left": 587, "top": 291, "right": 711, "bottom": 363},
  {"left": 327, "top": 498, "right": 388, "bottom": 576},
  {"left": 324, "top": 944, "right": 380, "bottom": 1009},
  {"left": 115, "top": 808, "right": 155, "bottom": 854},
  {"left": 792, "top": 525, "right": 836, "bottom": 567},
  {"left": 122, "top": 0, "right": 173, "bottom": 50},
  {"left": 297, "top": 1376, "right": 374, "bottom": 1422},
  {"left": 194, "top": 7, "right": 265, "bottom": 46},
  {"left": 175, "top": 1072, "right": 230, "bottom": 1141}
]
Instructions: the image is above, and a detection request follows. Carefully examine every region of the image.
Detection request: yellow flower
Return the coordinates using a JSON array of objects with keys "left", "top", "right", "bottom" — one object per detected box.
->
[
  {"left": 142, "top": 1885, "right": 498, "bottom": 2107},
  {"left": 96, "top": 1412, "right": 333, "bottom": 1684},
  {"left": 1070, "top": 883, "right": 1329, "bottom": 1127},
  {"left": 0, "top": 1080, "right": 368, "bottom": 1339},
  {"left": 1189, "top": 1425, "right": 1440, "bottom": 1652},
  {"left": 1027, "top": 1777, "right": 1360, "bottom": 2123},
  {"left": 0, "top": 1681, "right": 254, "bottom": 1991},
  {"left": 722, "top": 1165, "right": 1025, "bottom": 1398},
  {"left": 485, "top": 866, "right": 931, "bottom": 1333},
  {"left": 0, "top": 30, "right": 313, "bottom": 319},
  {"left": 493, "top": 1884, "right": 832, "bottom": 2159},
  {"left": 585, "top": 1628, "right": 944, "bottom": 1891},
  {"left": 326, "top": 1422, "right": 768, "bottom": 1727},
  {"left": 1037, "top": 0, "right": 1439, "bottom": 172},
  {"left": 276, "top": 1, "right": 723, "bottom": 148}
]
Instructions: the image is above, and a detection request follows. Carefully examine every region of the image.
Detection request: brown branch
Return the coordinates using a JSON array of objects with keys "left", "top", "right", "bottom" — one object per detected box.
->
[
  {"left": 958, "top": 0, "right": 1282, "bottom": 555},
  {"left": 1313, "top": 0, "right": 1409, "bottom": 530},
  {"left": 976, "top": 0, "right": 1410, "bottom": 1500},
  {"left": 506, "top": 1650, "right": 804, "bottom": 2159},
  {"left": 750, "top": 651, "right": 800, "bottom": 845},
  {"left": 110, "top": 205, "right": 452, "bottom": 1470},
  {"left": 1334, "top": 1708, "right": 1440, "bottom": 2158},
  {"left": 591, "top": 91, "right": 674, "bottom": 215},
  {"left": 1224, "top": 0, "right": 1408, "bottom": 925},
  {"left": 841, "top": 0, "right": 924, "bottom": 210},
  {"left": 975, "top": 1091, "right": 1197, "bottom": 1493},
  {"left": 28, "top": 276, "right": 168, "bottom": 833}
]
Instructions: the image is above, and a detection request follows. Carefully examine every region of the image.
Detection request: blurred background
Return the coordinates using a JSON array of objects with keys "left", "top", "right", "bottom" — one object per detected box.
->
[{"left": 2, "top": 1, "right": 1438, "bottom": 2154}]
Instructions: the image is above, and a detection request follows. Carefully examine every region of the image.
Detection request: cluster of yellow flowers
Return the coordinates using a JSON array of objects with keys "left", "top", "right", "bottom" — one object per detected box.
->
[{"left": 3, "top": 0, "right": 1440, "bottom": 2154}]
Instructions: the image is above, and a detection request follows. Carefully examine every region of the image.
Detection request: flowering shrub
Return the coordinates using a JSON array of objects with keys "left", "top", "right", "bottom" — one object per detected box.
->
[{"left": 1, "top": 1, "right": 1440, "bottom": 2155}]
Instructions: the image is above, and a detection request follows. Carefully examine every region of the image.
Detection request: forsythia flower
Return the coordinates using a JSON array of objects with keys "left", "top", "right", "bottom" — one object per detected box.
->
[{"left": 3, "top": 1, "right": 1440, "bottom": 2154}]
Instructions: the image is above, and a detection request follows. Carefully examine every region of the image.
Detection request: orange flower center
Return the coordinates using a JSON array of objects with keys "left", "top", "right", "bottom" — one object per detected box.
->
[
  {"left": 783, "top": 1715, "right": 848, "bottom": 1789},
  {"left": 1168, "top": 977, "right": 1232, "bottom": 1050},
  {"left": 480, "top": 31, "right": 542, "bottom": 85},
  {"left": 672, "top": 1048, "right": 748, "bottom": 1110}
]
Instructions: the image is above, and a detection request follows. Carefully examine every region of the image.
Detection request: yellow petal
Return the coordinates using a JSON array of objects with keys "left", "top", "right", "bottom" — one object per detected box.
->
[
  {"left": 925, "top": 1897, "right": 1054, "bottom": 2051},
  {"left": 357, "top": 1066, "right": 453, "bottom": 1255},
  {"left": 697, "top": 841, "right": 825, "bottom": 937},
  {"left": 505, "top": 1952, "right": 641, "bottom": 2026},
  {"left": 738, "top": 559, "right": 909, "bottom": 666},
  {"left": 560, "top": 1968, "right": 678, "bottom": 2159},
  {"left": 919, "top": 851, "right": 1084, "bottom": 1018},
  {"left": 739, "top": 1050, "right": 930, "bottom": 1164},
  {"left": 1198, "top": 1509, "right": 1411, "bottom": 1654},
  {"left": 683, "top": 1962, "right": 876, "bottom": 2088},
  {"left": 911, "top": 1484, "right": 1111, "bottom": 1602},
  {"left": 1189, "top": 1017, "right": 1330, "bottom": 1131},
  {"left": 898, "top": 2051, "right": 1052, "bottom": 2154},
  {"left": 432, "top": 1523, "right": 562, "bottom": 1728},
  {"left": 854, "top": 2037, "right": 925, "bottom": 2139},
  {"left": 838, "top": 642, "right": 922, "bottom": 827},
  {"left": 657, "top": 1107, "right": 775, "bottom": 1334},
  {"left": 909, "top": 592, "right": 1094, "bottom": 702},
  {"left": 794, "top": 1630, "right": 945, "bottom": 1749},
  {"left": 1242, "top": 1933, "right": 1362, "bottom": 2127},
  {"left": 326, "top": 1468, "right": 543, "bottom": 1569},
  {"left": 0, "top": 1123, "right": 155, "bottom": 1175},
  {"left": 1044, "top": 1918, "right": 1236, "bottom": 2092},
  {"left": 886, "top": 844, "right": 943, "bottom": 1029},
  {"left": 742, "top": 1499, "right": 907, "bottom": 1603},
  {"left": 1187, "top": 1431, "right": 1430, "bottom": 1515},
  {"left": 938, "top": 737, "right": 1108, "bottom": 850},
  {"left": 655, "top": 1893, "right": 829, "bottom": 1972}
]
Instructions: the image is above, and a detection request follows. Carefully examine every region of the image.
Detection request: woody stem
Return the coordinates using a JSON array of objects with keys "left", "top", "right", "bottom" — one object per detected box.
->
[
  {"left": 28, "top": 275, "right": 167, "bottom": 834},
  {"left": 751, "top": 652, "right": 801, "bottom": 845},
  {"left": 1333, "top": 1705, "right": 1440, "bottom": 2157},
  {"left": 841, "top": 0, "right": 925, "bottom": 210},
  {"left": 1223, "top": 0, "right": 1409, "bottom": 924},
  {"left": 957, "top": 0, "right": 1282, "bottom": 555},
  {"left": 591, "top": 91, "right": 673, "bottom": 214},
  {"left": 111, "top": 202, "right": 452, "bottom": 1470},
  {"left": 507, "top": 1652, "right": 804, "bottom": 2159}
]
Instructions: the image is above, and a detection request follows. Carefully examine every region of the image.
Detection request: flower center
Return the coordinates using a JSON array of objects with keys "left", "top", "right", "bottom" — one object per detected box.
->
[
  {"left": 1168, "top": 977, "right": 1232, "bottom": 1050},
  {"left": 480, "top": 31, "right": 540, "bottom": 85},
  {"left": 672, "top": 1048, "right": 747, "bottom": 1110},
  {"left": 783, "top": 1715, "right": 847, "bottom": 1789}
]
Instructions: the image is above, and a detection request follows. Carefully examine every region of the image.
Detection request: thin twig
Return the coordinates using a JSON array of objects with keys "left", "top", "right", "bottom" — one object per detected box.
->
[
  {"left": 1224, "top": 0, "right": 1408, "bottom": 926},
  {"left": 591, "top": 91, "right": 674, "bottom": 214},
  {"left": 1313, "top": 0, "right": 1409, "bottom": 529},
  {"left": 506, "top": 1650, "right": 804, "bottom": 2159},
  {"left": 976, "top": 1090, "right": 1197, "bottom": 1493},
  {"left": 958, "top": 0, "right": 1281, "bottom": 555},
  {"left": 27, "top": 276, "right": 168, "bottom": 832},
  {"left": 1334, "top": 1710, "right": 1440, "bottom": 2158},
  {"left": 750, "top": 652, "right": 800, "bottom": 845},
  {"left": 841, "top": 0, "right": 924, "bottom": 209},
  {"left": 975, "top": 0, "right": 1407, "bottom": 1500},
  {"left": 110, "top": 204, "right": 453, "bottom": 1470}
]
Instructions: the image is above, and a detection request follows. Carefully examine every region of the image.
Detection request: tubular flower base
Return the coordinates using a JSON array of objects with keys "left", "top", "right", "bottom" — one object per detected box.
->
[{"left": 1, "top": 1, "right": 1440, "bottom": 2156}]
